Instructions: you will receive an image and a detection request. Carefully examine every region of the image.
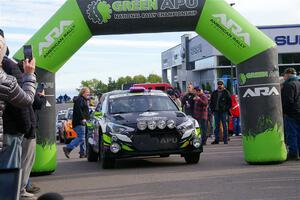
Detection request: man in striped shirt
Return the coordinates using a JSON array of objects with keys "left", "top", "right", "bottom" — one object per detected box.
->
[{"left": 193, "top": 87, "right": 208, "bottom": 145}]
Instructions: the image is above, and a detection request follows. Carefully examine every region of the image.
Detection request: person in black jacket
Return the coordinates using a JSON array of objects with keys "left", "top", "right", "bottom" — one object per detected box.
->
[
  {"left": 181, "top": 83, "right": 196, "bottom": 116},
  {"left": 282, "top": 68, "right": 300, "bottom": 161},
  {"left": 63, "top": 87, "right": 90, "bottom": 158},
  {"left": 210, "top": 80, "right": 232, "bottom": 144}
]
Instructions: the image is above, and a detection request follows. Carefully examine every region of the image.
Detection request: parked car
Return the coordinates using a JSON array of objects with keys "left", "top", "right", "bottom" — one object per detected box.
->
[
  {"left": 62, "top": 108, "right": 77, "bottom": 144},
  {"left": 86, "top": 87, "right": 203, "bottom": 169},
  {"left": 56, "top": 110, "right": 67, "bottom": 143}
]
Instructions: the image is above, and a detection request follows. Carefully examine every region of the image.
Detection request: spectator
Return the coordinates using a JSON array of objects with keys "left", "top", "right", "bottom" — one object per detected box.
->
[
  {"left": 167, "top": 89, "right": 182, "bottom": 109},
  {"left": 3, "top": 57, "right": 46, "bottom": 199},
  {"left": 0, "top": 29, "right": 37, "bottom": 171},
  {"left": 205, "top": 91, "right": 214, "bottom": 139},
  {"left": 281, "top": 67, "right": 300, "bottom": 161},
  {"left": 210, "top": 80, "right": 232, "bottom": 144},
  {"left": 230, "top": 94, "right": 241, "bottom": 136},
  {"left": 63, "top": 87, "right": 90, "bottom": 158},
  {"left": 193, "top": 87, "right": 208, "bottom": 145},
  {"left": 181, "top": 83, "right": 195, "bottom": 116}
]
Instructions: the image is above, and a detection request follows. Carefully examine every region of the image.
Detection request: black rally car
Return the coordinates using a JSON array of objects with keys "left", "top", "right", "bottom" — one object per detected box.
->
[{"left": 86, "top": 87, "right": 203, "bottom": 169}]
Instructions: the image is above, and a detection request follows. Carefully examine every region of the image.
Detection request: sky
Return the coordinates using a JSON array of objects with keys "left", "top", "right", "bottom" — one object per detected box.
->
[{"left": 1, "top": 0, "right": 300, "bottom": 97}]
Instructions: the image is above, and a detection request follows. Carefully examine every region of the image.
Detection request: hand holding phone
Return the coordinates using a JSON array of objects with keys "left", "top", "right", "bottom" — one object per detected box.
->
[
  {"left": 23, "top": 58, "right": 35, "bottom": 74},
  {"left": 23, "top": 45, "right": 33, "bottom": 61}
]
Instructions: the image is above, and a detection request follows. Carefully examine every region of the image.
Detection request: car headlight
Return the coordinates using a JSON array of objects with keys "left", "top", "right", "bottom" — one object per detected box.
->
[
  {"left": 167, "top": 120, "right": 176, "bottom": 129},
  {"left": 137, "top": 120, "right": 147, "bottom": 131},
  {"left": 148, "top": 120, "right": 157, "bottom": 130},
  {"left": 177, "top": 120, "right": 194, "bottom": 133},
  {"left": 157, "top": 120, "right": 166, "bottom": 129},
  {"left": 107, "top": 122, "right": 135, "bottom": 134}
]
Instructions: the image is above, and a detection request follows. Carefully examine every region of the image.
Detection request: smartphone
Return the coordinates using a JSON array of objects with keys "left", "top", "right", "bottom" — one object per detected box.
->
[
  {"left": 23, "top": 45, "right": 33, "bottom": 61},
  {"left": 36, "top": 83, "right": 45, "bottom": 93}
]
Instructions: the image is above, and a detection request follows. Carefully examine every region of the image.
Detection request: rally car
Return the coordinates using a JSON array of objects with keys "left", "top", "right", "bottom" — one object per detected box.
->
[{"left": 86, "top": 87, "right": 203, "bottom": 169}]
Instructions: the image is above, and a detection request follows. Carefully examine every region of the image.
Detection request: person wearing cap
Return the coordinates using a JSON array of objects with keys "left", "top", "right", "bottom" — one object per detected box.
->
[
  {"left": 181, "top": 83, "right": 196, "bottom": 116},
  {"left": 281, "top": 67, "right": 300, "bottom": 161},
  {"left": 193, "top": 87, "right": 208, "bottom": 145},
  {"left": 209, "top": 80, "right": 232, "bottom": 144}
]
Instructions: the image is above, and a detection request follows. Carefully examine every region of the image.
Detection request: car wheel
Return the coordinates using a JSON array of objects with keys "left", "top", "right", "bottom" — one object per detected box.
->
[
  {"left": 87, "top": 142, "right": 98, "bottom": 162},
  {"left": 100, "top": 139, "right": 115, "bottom": 169},
  {"left": 102, "top": 156, "right": 115, "bottom": 169},
  {"left": 184, "top": 152, "right": 200, "bottom": 164},
  {"left": 59, "top": 132, "right": 64, "bottom": 143}
]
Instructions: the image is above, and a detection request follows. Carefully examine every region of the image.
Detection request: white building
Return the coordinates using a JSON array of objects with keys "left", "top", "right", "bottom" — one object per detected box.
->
[{"left": 162, "top": 24, "right": 300, "bottom": 93}]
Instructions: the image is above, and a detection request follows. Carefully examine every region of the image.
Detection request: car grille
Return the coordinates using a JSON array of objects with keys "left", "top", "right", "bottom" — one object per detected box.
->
[{"left": 132, "top": 129, "right": 181, "bottom": 151}]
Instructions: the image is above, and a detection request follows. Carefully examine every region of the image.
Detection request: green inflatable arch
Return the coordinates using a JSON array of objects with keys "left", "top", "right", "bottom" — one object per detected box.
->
[{"left": 14, "top": 0, "right": 287, "bottom": 173}]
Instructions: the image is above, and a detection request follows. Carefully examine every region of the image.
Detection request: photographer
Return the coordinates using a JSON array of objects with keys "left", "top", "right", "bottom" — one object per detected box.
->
[{"left": 0, "top": 29, "right": 37, "bottom": 170}]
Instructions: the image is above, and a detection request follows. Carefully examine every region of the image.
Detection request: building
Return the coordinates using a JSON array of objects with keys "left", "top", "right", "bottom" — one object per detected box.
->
[{"left": 161, "top": 24, "right": 300, "bottom": 93}]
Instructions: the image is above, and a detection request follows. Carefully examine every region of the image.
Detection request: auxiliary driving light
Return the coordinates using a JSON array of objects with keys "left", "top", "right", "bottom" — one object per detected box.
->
[
  {"left": 192, "top": 139, "right": 201, "bottom": 148},
  {"left": 167, "top": 120, "right": 176, "bottom": 129},
  {"left": 137, "top": 121, "right": 147, "bottom": 130},
  {"left": 110, "top": 143, "right": 121, "bottom": 153},
  {"left": 157, "top": 120, "right": 166, "bottom": 129},
  {"left": 148, "top": 120, "right": 157, "bottom": 130}
]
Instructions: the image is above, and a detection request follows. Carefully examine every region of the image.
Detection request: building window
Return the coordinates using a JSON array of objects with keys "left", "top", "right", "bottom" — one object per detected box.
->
[
  {"left": 217, "top": 56, "right": 231, "bottom": 66},
  {"left": 279, "top": 53, "right": 300, "bottom": 64}
]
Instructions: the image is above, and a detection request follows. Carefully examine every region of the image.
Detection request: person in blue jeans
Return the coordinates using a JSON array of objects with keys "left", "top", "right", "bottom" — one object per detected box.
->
[
  {"left": 63, "top": 87, "right": 90, "bottom": 158},
  {"left": 281, "top": 68, "right": 300, "bottom": 161},
  {"left": 209, "top": 80, "right": 232, "bottom": 144}
]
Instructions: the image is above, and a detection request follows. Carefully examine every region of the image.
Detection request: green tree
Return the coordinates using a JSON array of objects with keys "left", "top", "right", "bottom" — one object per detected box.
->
[
  {"left": 201, "top": 83, "right": 206, "bottom": 91},
  {"left": 78, "top": 79, "right": 108, "bottom": 95},
  {"left": 147, "top": 74, "right": 162, "bottom": 83},
  {"left": 133, "top": 75, "right": 147, "bottom": 83},
  {"left": 107, "top": 77, "right": 117, "bottom": 92},
  {"left": 206, "top": 82, "right": 212, "bottom": 92}
]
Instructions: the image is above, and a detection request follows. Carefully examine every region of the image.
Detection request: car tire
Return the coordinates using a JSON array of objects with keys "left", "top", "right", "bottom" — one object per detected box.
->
[
  {"left": 184, "top": 152, "right": 200, "bottom": 164},
  {"left": 102, "top": 156, "right": 115, "bottom": 169},
  {"left": 87, "top": 143, "right": 98, "bottom": 162},
  {"left": 100, "top": 139, "right": 115, "bottom": 169},
  {"left": 59, "top": 132, "right": 64, "bottom": 143}
]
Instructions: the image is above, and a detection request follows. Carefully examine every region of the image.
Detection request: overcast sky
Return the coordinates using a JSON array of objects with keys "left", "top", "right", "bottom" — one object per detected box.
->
[{"left": 1, "top": 0, "right": 300, "bottom": 97}]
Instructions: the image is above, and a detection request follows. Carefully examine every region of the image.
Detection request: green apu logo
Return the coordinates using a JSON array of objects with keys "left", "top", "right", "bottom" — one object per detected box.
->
[
  {"left": 239, "top": 71, "right": 269, "bottom": 85},
  {"left": 87, "top": 0, "right": 112, "bottom": 24}
]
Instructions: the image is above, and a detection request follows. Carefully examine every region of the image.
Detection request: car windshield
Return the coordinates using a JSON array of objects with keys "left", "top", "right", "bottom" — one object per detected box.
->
[
  {"left": 109, "top": 95, "right": 178, "bottom": 114},
  {"left": 57, "top": 114, "right": 66, "bottom": 120},
  {"left": 67, "top": 110, "right": 73, "bottom": 119}
]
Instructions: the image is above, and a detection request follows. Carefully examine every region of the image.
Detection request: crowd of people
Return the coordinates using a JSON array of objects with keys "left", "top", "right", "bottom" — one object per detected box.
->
[
  {"left": 167, "top": 68, "right": 300, "bottom": 161},
  {"left": 168, "top": 80, "right": 240, "bottom": 145}
]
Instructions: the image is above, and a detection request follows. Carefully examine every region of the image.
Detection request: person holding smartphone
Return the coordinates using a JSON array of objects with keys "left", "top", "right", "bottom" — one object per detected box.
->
[{"left": 0, "top": 29, "right": 37, "bottom": 173}]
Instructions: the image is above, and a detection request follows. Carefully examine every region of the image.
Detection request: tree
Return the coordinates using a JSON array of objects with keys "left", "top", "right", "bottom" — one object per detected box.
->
[
  {"left": 78, "top": 79, "right": 108, "bottom": 95},
  {"left": 107, "top": 77, "right": 117, "bottom": 92},
  {"left": 147, "top": 74, "right": 162, "bottom": 83},
  {"left": 133, "top": 75, "right": 147, "bottom": 83},
  {"left": 206, "top": 82, "right": 212, "bottom": 92}
]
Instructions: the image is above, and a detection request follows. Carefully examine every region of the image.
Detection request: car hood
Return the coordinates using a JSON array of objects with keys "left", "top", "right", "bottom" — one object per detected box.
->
[{"left": 108, "top": 111, "right": 188, "bottom": 128}]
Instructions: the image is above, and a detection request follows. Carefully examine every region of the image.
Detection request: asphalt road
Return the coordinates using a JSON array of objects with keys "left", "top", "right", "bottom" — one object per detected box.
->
[{"left": 32, "top": 137, "right": 300, "bottom": 200}]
